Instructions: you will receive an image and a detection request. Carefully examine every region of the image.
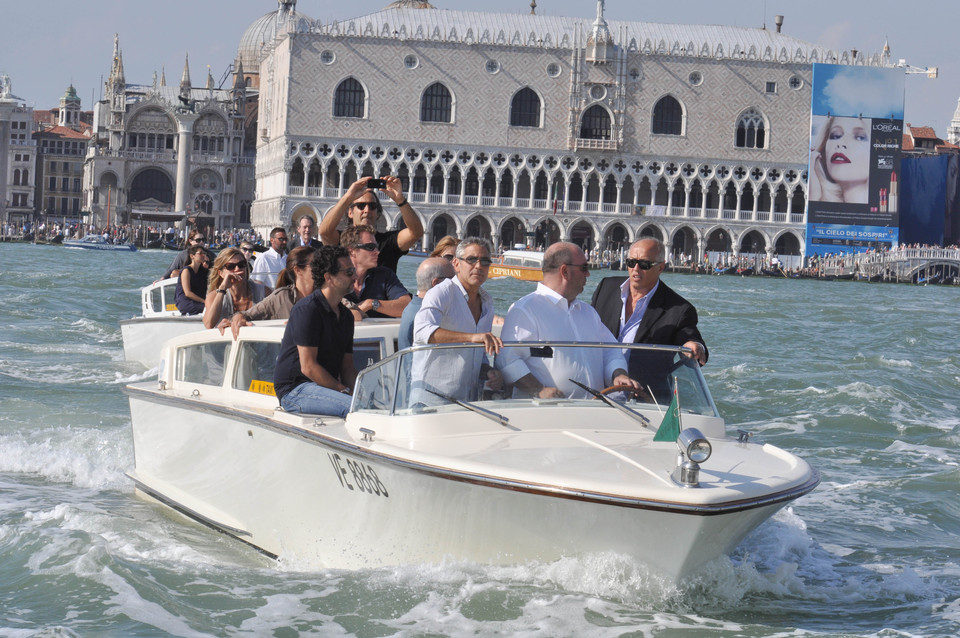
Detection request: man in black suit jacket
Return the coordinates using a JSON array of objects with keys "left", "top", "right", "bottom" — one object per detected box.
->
[
  {"left": 289, "top": 215, "right": 323, "bottom": 249},
  {"left": 592, "top": 238, "right": 708, "bottom": 364},
  {"left": 592, "top": 238, "right": 707, "bottom": 402}
]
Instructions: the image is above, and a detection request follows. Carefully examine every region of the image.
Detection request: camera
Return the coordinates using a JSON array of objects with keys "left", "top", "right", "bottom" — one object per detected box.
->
[{"left": 367, "top": 178, "right": 386, "bottom": 189}]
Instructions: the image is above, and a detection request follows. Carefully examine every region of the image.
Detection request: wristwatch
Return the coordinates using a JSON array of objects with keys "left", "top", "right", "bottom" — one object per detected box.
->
[{"left": 370, "top": 299, "right": 382, "bottom": 311}]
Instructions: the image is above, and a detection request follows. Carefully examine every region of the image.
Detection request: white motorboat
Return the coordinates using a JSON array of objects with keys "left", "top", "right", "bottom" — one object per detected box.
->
[
  {"left": 125, "top": 326, "right": 819, "bottom": 582},
  {"left": 64, "top": 234, "right": 137, "bottom": 251},
  {"left": 120, "top": 278, "right": 202, "bottom": 368}
]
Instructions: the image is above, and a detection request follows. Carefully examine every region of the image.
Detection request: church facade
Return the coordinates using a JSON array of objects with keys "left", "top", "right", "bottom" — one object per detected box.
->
[
  {"left": 83, "top": 37, "right": 255, "bottom": 229},
  {"left": 251, "top": 1, "right": 892, "bottom": 259}
]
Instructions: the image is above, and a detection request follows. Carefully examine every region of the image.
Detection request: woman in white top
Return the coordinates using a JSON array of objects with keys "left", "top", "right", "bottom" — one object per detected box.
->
[{"left": 203, "top": 247, "right": 269, "bottom": 328}]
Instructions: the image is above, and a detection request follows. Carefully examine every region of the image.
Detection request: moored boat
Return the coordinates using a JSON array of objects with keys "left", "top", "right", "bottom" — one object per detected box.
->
[
  {"left": 488, "top": 249, "right": 544, "bottom": 282},
  {"left": 63, "top": 234, "right": 136, "bottom": 251},
  {"left": 125, "top": 328, "right": 819, "bottom": 582},
  {"left": 121, "top": 278, "right": 202, "bottom": 368}
]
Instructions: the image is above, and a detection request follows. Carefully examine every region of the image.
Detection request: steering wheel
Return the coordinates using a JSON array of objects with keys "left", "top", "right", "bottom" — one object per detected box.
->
[{"left": 599, "top": 384, "right": 651, "bottom": 401}]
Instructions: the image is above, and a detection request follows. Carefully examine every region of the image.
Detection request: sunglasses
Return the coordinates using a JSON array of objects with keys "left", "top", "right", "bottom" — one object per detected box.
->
[
  {"left": 625, "top": 258, "right": 661, "bottom": 270},
  {"left": 224, "top": 260, "right": 247, "bottom": 270},
  {"left": 191, "top": 237, "right": 205, "bottom": 243},
  {"left": 353, "top": 242, "right": 379, "bottom": 252},
  {"left": 240, "top": 247, "right": 253, "bottom": 253},
  {"left": 341, "top": 267, "right": 357, "bottom": 277},
  {"left": 460, "top": 256, "right": 493, "bottom": 266},
  {"left": 565, "top": 262, "right": 590, "bottom": 272},
  {"left": 441, "top": 253, "right": 455, "bottom": 261},
  {"left": 352, "top": 202, "right": 379, "bottom": 211}
]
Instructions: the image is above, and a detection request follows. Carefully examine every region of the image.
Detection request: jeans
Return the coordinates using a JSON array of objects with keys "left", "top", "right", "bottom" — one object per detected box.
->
[{"left": 280, "top": 382, "right": 352, "bottom": 417}]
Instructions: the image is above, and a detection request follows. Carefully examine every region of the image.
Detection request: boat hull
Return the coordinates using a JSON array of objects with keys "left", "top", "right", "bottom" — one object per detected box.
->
[
  {"left": 121, "top": 316, "right": 204, "bottom": 368},
  {"left": 488, "top": 264, "right": 543, "bottom": 282},
  {"left": 63, "top": 240, "right": 136, "bottom": 251},
  {"left": 128, "top": 391, "right": 812, "bottom": 582}
]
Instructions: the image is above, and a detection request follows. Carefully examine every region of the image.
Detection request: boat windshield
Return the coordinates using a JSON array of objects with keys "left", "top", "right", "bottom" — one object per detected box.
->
[{"left": 352, "top": 342, "right": 718, "bottom": 417}]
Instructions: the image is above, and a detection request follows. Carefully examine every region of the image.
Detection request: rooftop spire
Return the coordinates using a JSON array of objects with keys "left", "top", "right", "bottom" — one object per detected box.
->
[
  {"left": 206, "top": 66, "right": 215, "bottom": 90},
  {"left": 110, "top": 33, "right": 125, "bottom": 84},
  {"left": 180, "top": 53, "right": 191, "bottom": 94},
  {"left": 160, "top": 66, "right": 166, "bottom": 87},
  {"left": 530, "top": 0, "right": 537, "bottom": 15}
]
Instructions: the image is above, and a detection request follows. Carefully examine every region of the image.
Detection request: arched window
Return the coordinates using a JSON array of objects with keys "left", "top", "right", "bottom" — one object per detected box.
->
[
  {"left": 652, "top": 95, "right": 683, "bottom": 135},
  {"left": 194, "top": 194, "right": 213, "bottom": 215},
  {"left": 510, "top": 87, "right": 541, "bottom": 127},
  {"left": 580, "top": 105, "right": 611, "bottom": 140},
  {"left": 421, "top": 82, "right": 453, "bottom": 123},
  {"left": 735, "top": 108, "right": 767, "bottom": 149},
  {"left": 333, "top": 78, "right": 366, "bottom": 118},
  {"left": 13, "top": 169, "right": 20, "bottom": 185}
]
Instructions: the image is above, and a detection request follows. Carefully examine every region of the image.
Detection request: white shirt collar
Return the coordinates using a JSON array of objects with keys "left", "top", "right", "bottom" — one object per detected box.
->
[
  {"left": 454, "top": 275, "right": 492, "bottom": 304},
  {"left": 535, "top": 282, "right": 577, "bottom": 311}
]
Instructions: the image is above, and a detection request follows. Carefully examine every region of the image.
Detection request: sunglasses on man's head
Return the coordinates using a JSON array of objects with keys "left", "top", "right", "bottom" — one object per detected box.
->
[
  {"left": 352, "top": 202, "right": 379, "bottom": 210},
  {"left": 625, "top": 258, "right": 661, "bottom": 270},
  {"left": 353, "top": 242, "right": 379, "bottom": 252},
  {"left": 224, "top": 260, "right": 247, "bottom": 270},
  {"left": 460, "top": 256, "right": 493, "bottom": 266}
]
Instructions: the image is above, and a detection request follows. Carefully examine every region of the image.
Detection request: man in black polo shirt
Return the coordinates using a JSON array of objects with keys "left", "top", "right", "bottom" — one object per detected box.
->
[
  {"left": 318, "top": 175, "right": 424, "bottom": 272},
  {"left": 273, "top": 245, "right": 357, "bottom": 417},
  {"left": 339, "top": 224, "right": 411, "bottom": 320}
]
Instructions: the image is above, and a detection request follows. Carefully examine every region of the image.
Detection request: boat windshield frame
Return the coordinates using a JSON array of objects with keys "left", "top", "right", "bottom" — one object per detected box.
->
[{"left": 351, "top": 341, "right": 719, "bottom": 418}]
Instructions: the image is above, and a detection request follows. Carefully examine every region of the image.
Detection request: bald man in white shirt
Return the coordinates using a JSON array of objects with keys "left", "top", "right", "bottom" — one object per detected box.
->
[{"left": 498, "top": 242, "right": 640, "bottom": 399}]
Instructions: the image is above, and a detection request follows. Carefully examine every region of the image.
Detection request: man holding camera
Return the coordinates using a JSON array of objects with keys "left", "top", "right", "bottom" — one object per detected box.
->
[{"left": 319, "top": 175, "right": 424, "bottom": 272}]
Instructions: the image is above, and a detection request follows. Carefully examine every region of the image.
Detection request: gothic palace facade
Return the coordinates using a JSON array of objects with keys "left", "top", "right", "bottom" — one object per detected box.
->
[{"left": 252, "top": 1, "right": 893, "bottom": 258}]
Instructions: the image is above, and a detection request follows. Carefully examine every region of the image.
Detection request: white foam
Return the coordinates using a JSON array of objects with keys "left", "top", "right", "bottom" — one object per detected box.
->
[{"left": 0, "top": 427, "right": 130, "bottom": 490}]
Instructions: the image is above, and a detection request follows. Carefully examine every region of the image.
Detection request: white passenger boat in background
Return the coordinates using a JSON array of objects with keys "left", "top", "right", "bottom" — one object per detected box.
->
[
  {"left": 121, "top": 278, "right": 202, "bottom": 368},
  {"left": 63, "top": 234, "right": 137, "bottom": 251},
  {"left": 124, "top": 327, "right": 819, "bottom": 582}
]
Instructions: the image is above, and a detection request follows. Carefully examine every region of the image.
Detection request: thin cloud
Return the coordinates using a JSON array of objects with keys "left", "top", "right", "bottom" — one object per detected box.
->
[{"left": 820, "top": 67, "right": 905, "bottom": 119}]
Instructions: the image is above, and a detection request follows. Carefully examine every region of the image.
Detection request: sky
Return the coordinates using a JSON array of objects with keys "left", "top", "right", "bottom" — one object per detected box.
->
[{"left": 2, "top": 0, "right": 957, "bottom": 134}]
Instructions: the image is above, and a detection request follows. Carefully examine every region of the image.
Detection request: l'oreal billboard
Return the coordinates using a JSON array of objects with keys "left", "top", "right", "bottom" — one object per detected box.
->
[{"left": 805, "top": 63, "right": 906, "bottom": 257}]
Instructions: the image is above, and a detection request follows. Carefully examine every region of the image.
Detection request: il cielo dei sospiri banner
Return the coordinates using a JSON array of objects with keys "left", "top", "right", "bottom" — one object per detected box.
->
[{"left": 805, "top": 63, "right": 906, "bottom": 257}]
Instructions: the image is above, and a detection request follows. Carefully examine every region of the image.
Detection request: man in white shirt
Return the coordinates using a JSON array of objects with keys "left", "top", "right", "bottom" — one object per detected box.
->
[
  {"left": 498, "top": 243, "right": 640, "bottom": 399},
  {"left": 412, "top": 237, "right": 502, "bottom": 403},
  {"left": 250, "top": 227, "right": 288, "bottom": 288}
]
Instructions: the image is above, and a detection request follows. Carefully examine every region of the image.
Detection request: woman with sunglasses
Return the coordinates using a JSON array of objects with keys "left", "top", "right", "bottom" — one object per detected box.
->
[
  {"left": 174, "top": 245, "right": 210, "bottom": 316},
  {"left": 218, "top": 247, "right": 316, "bottom": 339},
  {"left": 202, "top": 247, "right": 269, "bottom": 329},
  {"left": 429, "top": 235, "right": 460, "bottom": 261}
]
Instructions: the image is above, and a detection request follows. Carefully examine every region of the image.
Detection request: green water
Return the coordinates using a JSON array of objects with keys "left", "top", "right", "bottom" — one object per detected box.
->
[{"left": 1, "top": 243, "right": 959, "bottom": 636}]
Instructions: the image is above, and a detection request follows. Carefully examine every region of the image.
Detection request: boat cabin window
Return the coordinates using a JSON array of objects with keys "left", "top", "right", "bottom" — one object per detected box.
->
[
  {"left": 233, "top": 340, "right": 281, "bottom": 396},
  {"left": 175, "top": 342, "right": 232, "bottom": 387},
  {"left": 354, "top": 337, "right": 386, "bottom": 371},
  {"left": 149, "top": 287, "right": 163, "bottom": 313}
]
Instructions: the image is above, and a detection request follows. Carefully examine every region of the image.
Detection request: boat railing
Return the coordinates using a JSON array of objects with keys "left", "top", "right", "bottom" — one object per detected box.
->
[
  {"left": 141, "top": 277, "right": 181, "bottom": 317},
  {"left": 352, "top": 341, "right": 718, "bottom": 418}
]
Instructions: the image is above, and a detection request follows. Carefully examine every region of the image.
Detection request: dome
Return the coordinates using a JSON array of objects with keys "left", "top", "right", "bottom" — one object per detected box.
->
[
  {"left": 383, "top": 0, "right": 436, "bottom": 8},
  {"left": 238, "top": 8, "right": 313, "bottom": 74}
]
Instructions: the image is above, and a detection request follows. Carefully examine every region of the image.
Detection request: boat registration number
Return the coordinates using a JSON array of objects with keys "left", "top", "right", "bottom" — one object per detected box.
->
[
  {"left": 248, "top": 380, "right": 276, "bottom": 396},
  {"left": 327, "top": 453, "right": 389, "bottom": 497}
]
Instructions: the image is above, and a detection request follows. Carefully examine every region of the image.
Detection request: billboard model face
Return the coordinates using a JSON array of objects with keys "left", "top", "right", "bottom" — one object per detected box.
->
[{"left": 805, "top": 64, "right": 906, "bottom": 257}]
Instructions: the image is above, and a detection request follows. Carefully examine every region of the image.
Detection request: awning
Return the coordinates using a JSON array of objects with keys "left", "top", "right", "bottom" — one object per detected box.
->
[{"left": 130, "top": 209, "right": 187, "bottom": 222}]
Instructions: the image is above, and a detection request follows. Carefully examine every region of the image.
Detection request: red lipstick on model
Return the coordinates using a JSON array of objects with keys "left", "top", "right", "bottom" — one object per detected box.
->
[{"left": 830, "top": 153, "right": 851, "bottom": 164}]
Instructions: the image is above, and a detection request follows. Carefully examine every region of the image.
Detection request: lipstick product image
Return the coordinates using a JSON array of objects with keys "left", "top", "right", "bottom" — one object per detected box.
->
[{"left": 889, "top": 171, "right": 898, "bottom": 213}]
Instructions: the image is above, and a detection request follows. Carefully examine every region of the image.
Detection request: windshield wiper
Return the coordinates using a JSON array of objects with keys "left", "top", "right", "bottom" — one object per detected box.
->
[
  {"left": 425, "top": 389, "right": 518, "bottom": 431},
  {"left": 568, "top": 379, "right": 652, "bottom": 429}
]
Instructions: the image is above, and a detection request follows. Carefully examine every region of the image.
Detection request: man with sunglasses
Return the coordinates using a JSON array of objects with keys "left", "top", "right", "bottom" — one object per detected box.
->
[
  {"left": 250, "top": 227, "right": 288, "bottom": 288},
  {"left": 339, "top": 225, "right": 411, "bottom": 320},
  {"left": 319, "top": 176, "right": 424, "bottom": 272},
  {"left": 591, "top": 238, "right": 708, "bottom": 366},
  {"left": 499, "top": 243, "right": 640, "bottom": 399},
  {"left": 273, "top": 246, "right": 358, "bottom": 418},
  {"left": 162, "top": 230, "right": 210, "bottom": 279},
  {"left": 412, "top": 237, "right": 503, "bottom": 402}
]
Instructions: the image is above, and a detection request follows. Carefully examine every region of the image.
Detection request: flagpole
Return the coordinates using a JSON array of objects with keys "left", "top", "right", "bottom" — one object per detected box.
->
[{"left": 673, "top": 375, "right": 683, "bottom": 433}]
